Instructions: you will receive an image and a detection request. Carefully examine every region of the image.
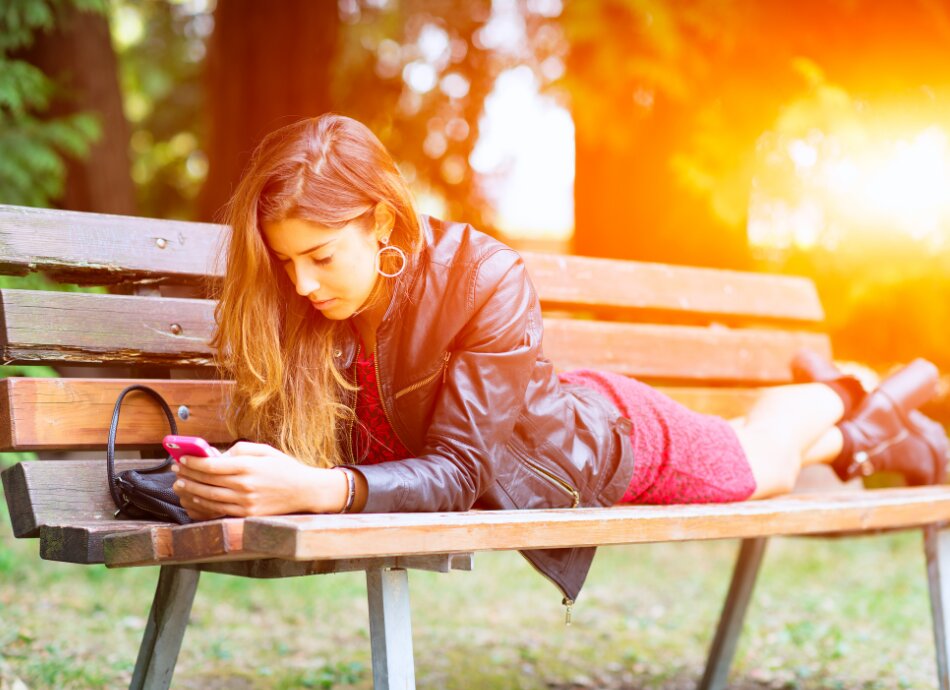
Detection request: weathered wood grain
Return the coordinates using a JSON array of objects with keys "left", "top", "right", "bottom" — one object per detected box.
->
[
  {"left": 0, "top": 204, "right": 225, "bottom": 285},
  {"left": 543, "top": 319, "right": 831, "bottom": 382},
  {"left": 39, "top": 520, "right": 160, "bottom": 563},
  {"left": 0, "top": 206, "right": 822, "bottom": 323},
  {"left": 1, "top": 459, "right": 174, "bottom": 538},
  {"left": 237, "top": 488, "right": 950, "bottom": 560},
  {"left": 521, "top": 251, "right": 824, "bottom": 322},
  {"left": 0, "top": 288, "right": 827, "bottom": 381},
  {"left": 0, "top": 378, "right": 769, "bottom": 451},
  {"left": 0, "top": 377, "right": 233, "bottom": 450},
  {"left": 197, "top": 553, "right": 473, "bottom": 578},
  {"left": 0, "top": 289, "right": 215, "bottom": 367}
]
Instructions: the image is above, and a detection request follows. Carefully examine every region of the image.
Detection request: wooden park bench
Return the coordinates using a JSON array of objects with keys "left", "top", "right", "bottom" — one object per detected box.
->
[{"left": 3, "top": 202, "right": 950, "bottom": 690}]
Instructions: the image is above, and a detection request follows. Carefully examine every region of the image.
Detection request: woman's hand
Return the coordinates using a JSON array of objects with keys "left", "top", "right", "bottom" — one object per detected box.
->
[{"left": 170, "top": 441, "right": 348, "bottom": 520}]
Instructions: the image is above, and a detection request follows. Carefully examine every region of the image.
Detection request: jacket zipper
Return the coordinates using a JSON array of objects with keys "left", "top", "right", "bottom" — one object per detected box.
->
[
  {"left": 521, "top": 456, "right": 580, "bottom": 508},
  {"left": 345, "top": 342, "right": 361, "bottom": 464},
  {"left": 394, "top": 351, "right": 451, "bottom": 400},
  {"left": 374, "top": 343, "right": 410, "bottom": 451},
  {"left": 522, "top": 555, "right": 576, "bottom": 625},
  {"left": 373, "top": 343, "right": 577, "bottom": 623}
]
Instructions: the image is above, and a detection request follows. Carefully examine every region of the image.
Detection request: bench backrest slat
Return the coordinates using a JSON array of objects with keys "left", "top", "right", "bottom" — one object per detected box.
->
[
  {"left": 0, "top": 204, "right": 821, "bottom": 322},
  {"left": 0, "top": 378, "right": 231, "bottom": 451},
  {"left": 0, "top": 378, "right": 765, "bottom": 452},
  {"left": 0, "top": 289, "right": 828, "bottom": 382},
  {"left": 0, "top": 204, "right": 223, "bottom": 285},
  {"left": 521, "top": 252, "right": 824, "bottom": 323}
]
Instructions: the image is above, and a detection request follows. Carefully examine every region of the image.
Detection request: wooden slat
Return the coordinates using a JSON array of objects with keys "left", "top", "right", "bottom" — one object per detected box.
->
[
  {"left": 0, "top": 206, "right": 823, "bottom": 324},
  {"left": 237, "top": 488, "right": 950, "bottom": 560},
  {"left": 544, "top": 319, "right": 831, "bottom": 383},
  {"left": 103, "top": 518, "right": 475, "bottom": 573},
  {"left": 0, "top": 377, "right": 762, "bottom": 451},
  {"left": 522, "top": 251, "right": 825, "bottom": 322},
  {"left": 102, "top": 524, "right": 174, "bottom": 566},
  {"left": 0, "top": 377, "right": 233, "bottom": 451},
  {"left": 197, "top": 554, "right": 474, "bottom": 578},
  {"left": 0, "top": 289, "right": 214, "bottom": 367},
  {"left": 0, "top": 204, "right": 223, "bottom": 285},
  {"left": 1, "top": 459, "right": 171, "bottom": 538},
  {"left": 0, "top": 289, "right": 827, "bottom": 381},
  {"left": 39, "top": 521, "right": 160, "bottom": 564}
]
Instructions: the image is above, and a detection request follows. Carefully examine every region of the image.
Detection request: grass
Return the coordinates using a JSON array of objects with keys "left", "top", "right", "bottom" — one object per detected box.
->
[{"left": 0, "top": 490, "right": 944, "bottom": 690}]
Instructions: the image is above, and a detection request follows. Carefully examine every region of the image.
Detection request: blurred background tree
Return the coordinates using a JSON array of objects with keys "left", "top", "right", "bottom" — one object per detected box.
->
[{"left": 0, "top": 0, "right": 105, "bottom": 209}]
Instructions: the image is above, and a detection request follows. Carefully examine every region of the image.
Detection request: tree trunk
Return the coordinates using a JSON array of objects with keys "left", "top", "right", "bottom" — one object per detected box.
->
[
  {"left": 198, "top": 0, "right": 339, "bottom": 222},
  {"left": 21, "top": 3, "right": 136, "bottom": 215}
]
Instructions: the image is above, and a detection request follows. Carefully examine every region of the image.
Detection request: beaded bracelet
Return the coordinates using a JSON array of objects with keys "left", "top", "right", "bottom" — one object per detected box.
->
[{"left": 336, "top": 467, "right": 356, "bottom": 513}]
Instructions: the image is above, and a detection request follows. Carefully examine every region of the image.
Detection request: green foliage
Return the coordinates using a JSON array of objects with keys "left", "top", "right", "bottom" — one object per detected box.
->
[
  {"left": 0, "top": 0, "right": 106, "bottom": 207},
  {"left": 111, "top": 1, "right": 207, "bottom": 219}
]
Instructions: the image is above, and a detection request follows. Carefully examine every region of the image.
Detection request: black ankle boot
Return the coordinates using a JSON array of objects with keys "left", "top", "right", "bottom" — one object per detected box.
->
[
  {"left": 790, "top": 350, "right": 948, "bottom": 486},
  {"left": 831, "top": 359, "right": 945, "bottom": 485}
]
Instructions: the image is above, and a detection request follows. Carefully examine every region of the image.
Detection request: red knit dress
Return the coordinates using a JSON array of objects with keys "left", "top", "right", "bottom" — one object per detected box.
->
[{"left": 351, "top": 341, "right": 756, "bottom": 503}]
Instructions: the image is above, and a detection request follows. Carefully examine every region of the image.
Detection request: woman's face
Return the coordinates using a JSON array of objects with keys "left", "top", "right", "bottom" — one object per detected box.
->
[{"left": 262, "top": 215, "right": 381, "bottom": 320}]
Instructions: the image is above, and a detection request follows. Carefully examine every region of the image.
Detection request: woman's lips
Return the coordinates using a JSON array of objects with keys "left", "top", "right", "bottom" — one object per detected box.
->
[{"left": 310, "top": 298, "right": 337, "bottom": 309}]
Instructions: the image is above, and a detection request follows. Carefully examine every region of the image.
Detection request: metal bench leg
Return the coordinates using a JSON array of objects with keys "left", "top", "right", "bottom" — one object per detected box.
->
[
  {"left": 366, "top": 566, "right": 416, "bottom": 690},
  {"left": 925, "top": 525, "right": 950, "bottom": 690},
  {"left": 129, "top": 565, "right": 200, "bottom": 690},
  {"left": 699, "top": 537, "right": 769, "bottom": 690}
]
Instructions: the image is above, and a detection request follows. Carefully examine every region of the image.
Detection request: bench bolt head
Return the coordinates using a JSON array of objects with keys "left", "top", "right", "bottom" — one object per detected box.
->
[
  {"left": 170, "top": 323, "right": 182, "bottom": 335},
  {"left": 178, "top": 405, "right": 190, "bottom": 421},
  {"left": 155, "top": 237, "right": 168, "bottom": 249}
]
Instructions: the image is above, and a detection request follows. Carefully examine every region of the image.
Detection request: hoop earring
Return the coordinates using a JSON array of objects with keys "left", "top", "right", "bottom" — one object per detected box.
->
[{"left": 375, "top": 237, "right": 407, "bottom": 278}]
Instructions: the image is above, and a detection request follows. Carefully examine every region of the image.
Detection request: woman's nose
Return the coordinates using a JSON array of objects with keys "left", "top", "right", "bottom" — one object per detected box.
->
[{"left": 294, "top": 267, "right": 321, "bottom": 297}]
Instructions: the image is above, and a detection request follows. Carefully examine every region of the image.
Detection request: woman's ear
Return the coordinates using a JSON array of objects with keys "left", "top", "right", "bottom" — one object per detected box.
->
[{"left": 373, "top": 201, "right": 396, "bottom": 241}]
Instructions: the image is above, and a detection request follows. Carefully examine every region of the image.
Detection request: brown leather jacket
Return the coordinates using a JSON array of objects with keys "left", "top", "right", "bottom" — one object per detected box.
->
[{"left": 337, "top": 214, "right": 635, "bottom": 605}]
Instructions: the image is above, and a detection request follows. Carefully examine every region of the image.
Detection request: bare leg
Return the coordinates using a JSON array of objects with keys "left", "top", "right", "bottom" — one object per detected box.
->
[{"left": 727, "top": 383, "right": 845, "bottom": 499}]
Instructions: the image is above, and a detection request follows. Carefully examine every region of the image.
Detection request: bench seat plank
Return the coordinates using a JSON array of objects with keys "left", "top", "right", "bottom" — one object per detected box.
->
[
  {"left": 39, "top": 520, "right": 163, "bottom": 563},
  {"left": 237, "top": 488, "right": 950, "bottom": 561},
  {"left": 95, "top": 489, "right": 950, "bottom": 567},
  {"left": 1, "top": 459, "right": 174, "bottom": 538},
  {"left": 102, "top": 517, "right": 475, "bottom": 574},
  {"left": 196, "top": 554, "right": 474, "bottom": 578}
]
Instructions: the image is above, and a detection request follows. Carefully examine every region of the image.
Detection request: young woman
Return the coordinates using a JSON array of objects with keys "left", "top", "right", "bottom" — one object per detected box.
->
[{"left": 171, "top": 113, "right": 949, "bottom": 605}]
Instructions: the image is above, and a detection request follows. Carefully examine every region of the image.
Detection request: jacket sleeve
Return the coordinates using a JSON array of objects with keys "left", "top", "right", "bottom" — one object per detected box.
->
[{"left": 347, "top": 247, "right": 541, "bottom": 512}]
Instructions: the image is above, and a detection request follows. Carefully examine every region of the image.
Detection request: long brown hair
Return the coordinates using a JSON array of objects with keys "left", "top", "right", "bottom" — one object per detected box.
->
[{"left": 208, "top": 113, "right": 424, "bottom": 467}]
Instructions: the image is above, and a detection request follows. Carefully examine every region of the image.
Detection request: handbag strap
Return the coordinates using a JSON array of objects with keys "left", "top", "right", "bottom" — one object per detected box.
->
[{"left": 107, "top": 384, "right": 180, "bottom": 508}]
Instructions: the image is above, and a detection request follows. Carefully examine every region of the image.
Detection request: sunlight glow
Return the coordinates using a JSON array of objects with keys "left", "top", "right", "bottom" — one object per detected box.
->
[
  {"left": 470, "top": 66, "right": 574, "bottom": 241},
  {"left": 749, "top": 126, "right": 950, "bottom": 254}
]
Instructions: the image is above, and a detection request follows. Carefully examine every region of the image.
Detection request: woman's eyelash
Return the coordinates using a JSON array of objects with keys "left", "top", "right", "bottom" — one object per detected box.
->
[{"left": 278, "top": 255, "right": 333, "bottom": 265}]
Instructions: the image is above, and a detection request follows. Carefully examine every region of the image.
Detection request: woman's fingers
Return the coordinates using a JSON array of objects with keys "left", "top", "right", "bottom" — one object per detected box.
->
[
  {"left": 179, "top": 492, "right": 247, "bottom": 517},
  {"left": 173, "top": 463, "right": 245, "bottom": 488},
  {"left": 174, "top": 476, "right": 247, "bottom": 506},
  {"left": 183, "top": 504, "right": 223, "bottom": 521},
  {"left": 222, "top": 441, "right": 284, "bottom": 458},
  {"left": 178, "top": 453, "right": 245, "bottom": 475}
]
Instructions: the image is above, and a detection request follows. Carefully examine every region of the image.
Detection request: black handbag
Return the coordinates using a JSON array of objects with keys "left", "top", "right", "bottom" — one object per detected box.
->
[{"left": 107, "top": 384, "right": 192, "bottom": 524}]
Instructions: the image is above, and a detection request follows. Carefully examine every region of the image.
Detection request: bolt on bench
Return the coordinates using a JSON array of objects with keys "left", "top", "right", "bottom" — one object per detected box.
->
[{"left": 3, "top": 203, "right": 950, "bottom": 690}]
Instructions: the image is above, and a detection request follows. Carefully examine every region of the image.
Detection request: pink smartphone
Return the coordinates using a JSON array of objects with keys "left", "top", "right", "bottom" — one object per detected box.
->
[{"left": 162, "top": 434, "right": 221, "bottom": 463}]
